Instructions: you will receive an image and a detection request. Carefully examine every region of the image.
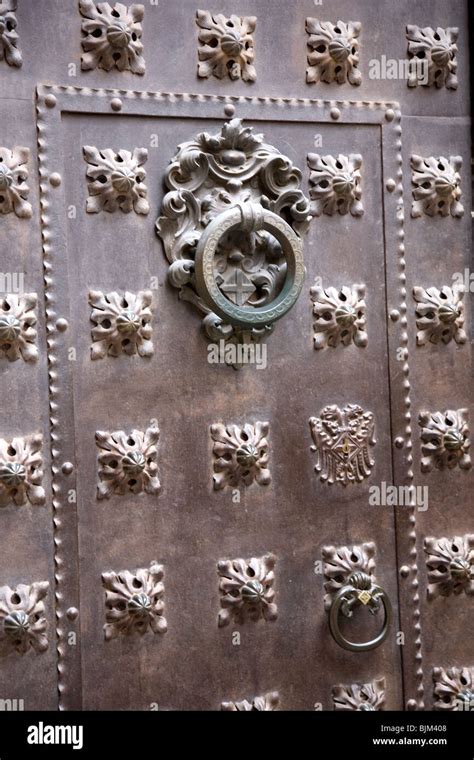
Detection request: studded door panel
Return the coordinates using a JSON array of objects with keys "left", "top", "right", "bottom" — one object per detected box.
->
[{"left": 0, "top": 0, "right": 470, "bottom": 712}]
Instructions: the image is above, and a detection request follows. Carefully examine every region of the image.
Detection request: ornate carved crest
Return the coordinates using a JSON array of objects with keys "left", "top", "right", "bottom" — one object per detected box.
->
[
  {"left": 310, "top": 283, "right": 367, "bottom": 349},
  {"left": 433, "top": 666, "right": 474, "bottom": 711},
  {"left": 95, "top": 424, "right": 160, "bottom": 499},
  {"left": 413, "top": 285, "right": 466, "bottom": 346},
  {"left": 102, "top": 562, "right": 167, "bottom": 640},
  {"left": 0, "top": 0, "right": 21, "bottom": 68},
  {"left": 332, "top": 678, "right": 385, "bottom": 711},
  {"left": 0, "top": 293, "right": 38, "bottom": 362},
  {"left": 418, "top": 409, "right": 471, "bottom": 472},
  {"left": 305, "top": 19, "right": 361, "bottom": 85},
  {"left": 307, "top": 153, "right": 363, "bottom": 216},
  {"left": 196, "top": 10, "right": 256, "bottom": 82},
  {"left": 410, "top": 155, "right": 464, "bottom": 218},
  {"left": 424, "top": 535, "right": 474, "bottom": 600},
  {"left": 217, "top": 554, "right": 277, "bottom": 627},
  {"left": 156, "top": 119, "right": 311, "bottom": 357},
  {"left": 0, "top": 580, "right": 49, "bottom": 655},
  {"left": 406, "top": 25, "right": 458, "bottom": 89},
  {"left": 210, "top": 421, "right": 270, "bottom": 490},
  {"left": 309, "top": 405, "right": 376, "bottom": 485},
  {"left": 0, "top": 433, "right": 45, "bottom": 507},
  {"left": 221, "top": 691, "right": 280, "bottom": 711},
  {"left": 0, "top": 146, "right": 32, "bottom": 218},
  {"left": 79, "top": 0, "right": 145, "bottom": 74},
  {"left": 89, "top": 289, "right": 154, "bottom": 359},
  {"left": 83, "top": 146, "right": 149, "bottom": 214}
]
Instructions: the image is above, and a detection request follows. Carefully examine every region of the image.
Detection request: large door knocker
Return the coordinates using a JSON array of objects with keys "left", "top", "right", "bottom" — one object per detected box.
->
[
  {"left": 195, "top": 202, "right": 304, "bottom": 328},
  {"left": 156, "top": 118, "right": 311, "bottom": 362},
  {"left": 328, "top": 571, "right": 392, "bottom": 652}
]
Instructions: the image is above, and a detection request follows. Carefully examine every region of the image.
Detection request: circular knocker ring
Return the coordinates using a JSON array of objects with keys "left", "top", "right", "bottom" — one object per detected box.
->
[
  {"left": 328, "top": 573, "right": 393, "bottom": 652},
  {"left": 194, "top": 202, "right": 305, "bottom": 329}
]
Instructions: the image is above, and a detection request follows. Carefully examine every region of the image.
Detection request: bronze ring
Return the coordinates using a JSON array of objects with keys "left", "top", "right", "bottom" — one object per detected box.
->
[
  {"left": 328, "top": 583, "right": 393, "bottom": 652},
  {"left": 194, "top": 202, "right": 305, "bottom": 329}
]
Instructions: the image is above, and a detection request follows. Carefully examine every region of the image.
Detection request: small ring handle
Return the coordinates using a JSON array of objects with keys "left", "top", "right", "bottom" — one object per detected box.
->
[
  {"left": 328, "top": 581, "right": 393, "bottom": 652},
  {"left": 194, "top": 202, "right": 305, "bottom": 329}
]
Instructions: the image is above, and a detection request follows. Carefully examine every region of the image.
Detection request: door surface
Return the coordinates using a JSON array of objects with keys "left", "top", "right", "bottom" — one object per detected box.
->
[{"left": 0, "top": 0, "right": 471, "bottom": 712}]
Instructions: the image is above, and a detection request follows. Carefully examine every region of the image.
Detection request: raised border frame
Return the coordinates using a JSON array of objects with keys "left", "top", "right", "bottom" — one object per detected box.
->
[{"left": 35, "top": 83, "right": 421, "bottom": 710}]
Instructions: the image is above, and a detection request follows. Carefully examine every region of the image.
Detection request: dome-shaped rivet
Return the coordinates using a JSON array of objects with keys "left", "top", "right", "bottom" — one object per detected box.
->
[
  {"left": 236, "top": 444, "right": 259, "bottom": 467},
  {"left": 45, "top": 94, "right": 57, "bottom": 108},
  {"left": 116, "top": 310, "right": 141, "bottom": 334},
  {"left": 224, "top": 103, "right": 235, "bottom": 117},
  {"left": 56, "top": 317, "right": 68, "bottom": 332},
  {"left": 110, "top": 98, "right": 123, "bottom": 112},
  {"left": 0, "top": 463, "right": 26, "bottom": 487},
  {"left": 49, "top": 173, "right": 62, "bottom": 187},
  {"left": 444, "top": 429, "right": 464, "bottom": 452},
  {"left": 106, "top": 22, "right": 131, "bottom": 49},
  {"left": 122, "top": 450, "right": 146, "bottom": 473},
  {"left": 221, "top": 31, "right": 244, "bottom": 57},
  {"left": 0, "top": 315, "right": 21, "bottom": 341},
  {"left": 449, "top": 557, "right": 470, "bottom": 579},
  {"left": 241, "top": 580, "right": 264, "bottom": 604},
  {"left": 438, "top": 303, "right": 460, "bottom": 324},
  {"left": 4, "top": 610, "right": 29, "bottom": 638},
  {"left": 0, "top": 165, "right": 12, "bottom": 190},
  {"left": 127, "top": 593, "right": 152, "bottom": 615},
  {"left": 335, "top": 303, "right": 356, "bottom": 326},
  {"left": 328, "top": 38, "right": 351, "bottom": 62},
  {"left": 330, "top": 107, "right": 341, "bottom": 120}
]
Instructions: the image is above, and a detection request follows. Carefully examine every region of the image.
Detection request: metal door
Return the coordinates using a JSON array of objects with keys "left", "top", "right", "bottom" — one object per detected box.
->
[{"left": 0, "top": 0, "right": 471, "bottom": 712}]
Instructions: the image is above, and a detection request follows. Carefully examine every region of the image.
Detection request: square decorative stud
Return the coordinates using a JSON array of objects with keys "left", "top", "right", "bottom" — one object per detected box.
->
[
  {"left": 306, "top": 19, "right": 361, "bottom": 85},
  {"left": 406, "top": 25, "right": 458, "bottom": 89},
  {"left": 0, "top": 293, "right": 38, "bottom": 362},
  {"left": 410, "top": 155, "right": 464, "bottom": 218},
  {"left": 83, "top": 146, "right": 149, "bottom": 214},
  {"left": 433, "top": 667, "right": 474, "bottom": 711},
  {"left": 309, "top": 405, "right": 375, "bottom": 486},
  {"left": 102, "top": 562, "right": 167, "bottom": 640},
  {"left": 89, "top": 289, "right": 153, "bottom": 359},
  {"left": 307, "top": 153, "right": 363, "bottom": 216},
  {"left": 310, "top": 283, "right": 367, "bottom": 349},
  {"left": 196, "top": 10, "right": 256, "bottom": 81},
  {"left": 0, "top": 1, "right": 22, "bottom": 68},
  {"left": 413, "top": 285, "right": 466, "bottom": 346},
  {"left": 221, "top": 691, "right": 280, "bottom": 711},
  {"left": 332, "top": 678, "right": 385, "bottom": 711},
  {"left": 217, "top": 554, "right": 277, "bottom": 627},
  {"left": 418, "top": 409, "right": 471, "bottom": 472},
  {"left": 95, "top": 424, "right": 160, "bottom": 499},
  {"left": 0, "top": 146, "right": 32, "bottom": 218},
  {"left": 79, "top": 0, "right": 145, "bottom": 74},
  {"left": 210, "top": 422, "right": 270, "bottom": 490},
  {"left": 0, "top": 580, "right": 49, "bottom": 655},
  {"left": 424, "top": 534, "right": 474, "bottom": 600},
  {"left": 0, "top": 434, "right": 45, "bottom": 507}
]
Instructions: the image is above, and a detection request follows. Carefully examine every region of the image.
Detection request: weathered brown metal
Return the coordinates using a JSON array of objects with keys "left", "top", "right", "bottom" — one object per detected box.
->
[{"left": 0, "top": 0, "right": 470, "bottom": 712}]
